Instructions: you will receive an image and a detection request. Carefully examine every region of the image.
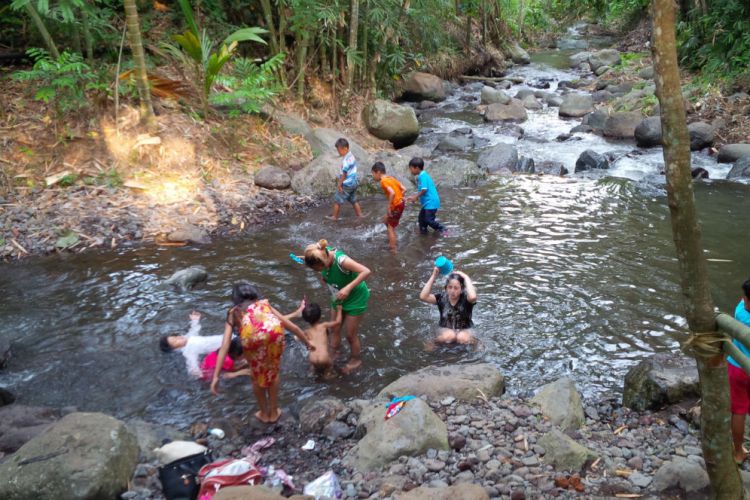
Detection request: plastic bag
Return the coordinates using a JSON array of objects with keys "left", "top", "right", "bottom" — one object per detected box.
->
[{"left": 303, "top": 470, "right": 343, "bottom": 499}]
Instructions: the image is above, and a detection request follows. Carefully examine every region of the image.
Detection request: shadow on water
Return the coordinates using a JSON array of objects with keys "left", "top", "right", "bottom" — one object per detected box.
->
[{"left": 2, "top": 177, "right": 750, "bottom": 427}]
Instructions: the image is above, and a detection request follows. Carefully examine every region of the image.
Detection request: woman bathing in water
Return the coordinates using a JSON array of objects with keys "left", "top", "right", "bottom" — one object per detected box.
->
[
  {"left": 419, "top": 268, "right": 477, "bottom": 344},
  {"left": 303, "top": 239, "right": 371, "bottom": 374},
  {"left": 211, "top": 283, "right": 314, "bottom": 424}
]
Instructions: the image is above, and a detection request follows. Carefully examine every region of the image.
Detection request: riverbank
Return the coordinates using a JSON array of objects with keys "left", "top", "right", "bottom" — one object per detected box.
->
[{"left": 1, "top": 361, "right": 746, "bottom": 499}]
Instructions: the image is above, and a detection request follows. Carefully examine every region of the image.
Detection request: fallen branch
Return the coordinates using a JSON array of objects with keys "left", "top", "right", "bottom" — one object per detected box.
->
[
  {"left": 459, "top": 75, "right": 524, "bottom": 84},
  {"left": 9, "top": 238, "right": 28, "bottom": 254},
  {"left": 613, "top": 424, "right": 628, "bottom": 435}
]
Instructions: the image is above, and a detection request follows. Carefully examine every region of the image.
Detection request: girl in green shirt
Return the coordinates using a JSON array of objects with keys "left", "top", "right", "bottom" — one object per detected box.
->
[{"left": 304, "top": 239, "right": 371, "bottom": 374}]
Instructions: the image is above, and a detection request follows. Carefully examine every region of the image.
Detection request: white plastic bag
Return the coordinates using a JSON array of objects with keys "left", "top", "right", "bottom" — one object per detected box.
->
[
  {"left": 154, "top": 440, "right": 208, "bottom": 464},
  {"left": 303, "top": 470, "right": 343, "bottom": 499}
]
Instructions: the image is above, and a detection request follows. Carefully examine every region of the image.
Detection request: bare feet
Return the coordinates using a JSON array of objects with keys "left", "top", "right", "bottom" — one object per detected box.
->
[
  {"left": 341, "top": 358, "right": 362, "bottom": 375},
  {"left": 254, "top": 410, "right": 269, "bottom": 423},
  {"left": 267, "top": 408, "right": 283, "bottom": 423},
  {"left": 325, "top": 215, "right": 338, "bottom": 221}
]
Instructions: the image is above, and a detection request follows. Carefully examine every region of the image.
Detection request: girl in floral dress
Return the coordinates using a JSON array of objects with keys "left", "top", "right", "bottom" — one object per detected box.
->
[{"left": 210, "top": 283, "right": 314, "bottom": 423}]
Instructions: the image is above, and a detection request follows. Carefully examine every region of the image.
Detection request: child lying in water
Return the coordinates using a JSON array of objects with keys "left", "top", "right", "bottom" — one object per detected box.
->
[{"left": 286, "top": 301, "right": 342, "bottom": 378}]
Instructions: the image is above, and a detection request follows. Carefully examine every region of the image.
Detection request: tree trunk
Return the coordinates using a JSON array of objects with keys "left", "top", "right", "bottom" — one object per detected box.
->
[
  {"left": 24, "top": 2, "right": 60, "bottom": 59},
  {"left": 481, "top": 0, "right": 487, "bottom": 46},
  {"left": 81, "top": 4, "right": 94, "bottom": 64},
  {"left": 518, "top": 0, "right": 526, "bottom": 38},
  {"left": 346, "top": 0, "right": 359, "bottom": 91},
  {"left": 651, "top": 0, "right": 745, "bottom": 497},
  {"left": 465, "top": 11, "right": 471, "bottom": 55},
  {"left": 360, "top": 0, "right": 369, "bottom": 87},
  {"left": 123, "top": 0, "right": 154, "bottom": 124},
  {"left": 259, "top": 0, "right": 280, "bottom": 54},
  {"left": 295, "top": 32, "right": 308, "bottom": 100}
]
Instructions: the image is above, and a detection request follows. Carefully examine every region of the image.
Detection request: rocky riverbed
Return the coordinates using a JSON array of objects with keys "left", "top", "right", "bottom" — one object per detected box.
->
[{"left": 3, "top": 360, "right": 749, "bottom": 500}]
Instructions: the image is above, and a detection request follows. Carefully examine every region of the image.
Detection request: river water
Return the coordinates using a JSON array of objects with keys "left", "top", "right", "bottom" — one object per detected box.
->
[{"left": 2, "top": 32, "right": 749, "bottom": 428}]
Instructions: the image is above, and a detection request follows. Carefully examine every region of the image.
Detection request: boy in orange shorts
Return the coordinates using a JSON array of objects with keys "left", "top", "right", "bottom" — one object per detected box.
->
[{"left": 371, "top": 162, "right": 406, "bottom": 252}]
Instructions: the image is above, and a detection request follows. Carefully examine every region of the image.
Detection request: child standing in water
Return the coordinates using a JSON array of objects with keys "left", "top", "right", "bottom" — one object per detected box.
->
[
  {"left": 285, "top": 301, "right": 342, "bottom": 378},
  {"left": 371, "top": 162, "right": 407, "bottom": 252},
  {"left": 419, "top": 268, "right": 477, "bottom": 344},
  {"left": 328, "top": 138, "right": 363, "bottom": 220},
  {"left": 406, "top": 157, "right": 446, "bottom": 234}
]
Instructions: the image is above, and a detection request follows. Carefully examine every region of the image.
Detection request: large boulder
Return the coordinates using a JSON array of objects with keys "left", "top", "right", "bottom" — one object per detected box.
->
[
  {"left": 559, "top": 94, "right": 594, "bottom": 118},
  {"left": 634, "top": 117, "right": 662, "bottom": 147},
  {"left": 480, "top": 86, "right": 511, "bottom": 105},
  {"left": 521, "top": 95, "right": 542, "bottom": 110},
  {"left": 687, "top": 122, "right": 715, "bottom": 151},
  {"left": 395, "top": 483, "right": 489, "bottom": 500},
  {"left": 535, "top": 161, "right": 568, "bottom": 176},
  {"left": 603, "top": 112, "right": 642, "bottom": 138},
  {"left": 539, "top": 428, "right": 597, "bottom": 471},
  {"left": 435, "top": 129, "right": 476, "bottom": 153},
  {"left": 582, "top": 108, "right": 609, "bottom": 133},
  {"left": 569, "top": 51, "right": 592, "bottom": 68},
  {"left": 402, "top": 72, "right": 446, "bottom": 102},
  {"left": 166, "top": 224, "right": 210, "bottom": 245},
  {"left": 588, "top": 49, "right": 621, "bottom": 72},
  {"left": 728, "top": 157, "right": 750, "bottom": 179},
  {"left": 508, "top": 41, "right": 531, "bottom": 64},
  {"left": 254, "top": 165, "right": 291, "bottom": 190},
  {"left": 291, "top": 132, "right": 372, "bottom": 196},
  {"left": 344, "top": 397, "right": 448, "bottom": 470},
  {"left": 622, "top": 353, "right": 699, "bottom": 411},
  {"left": 485, "top": 99, "right": 528, "bottom": 122},
  {"left": 428, "top": 158, "right": 487, "bottom": 187},
  {"left": 378, "top": 363, "right": 505, "bottom": 402},
  {"left": 0, "top": 404, "right": 69, "bottom": 454},
  {"left": 652, "top": 457, "right": 710, "bottom": 494},
  {"left": 362, "top": 100, "right": 420, "bottom": 148},
  {"left": 303, "top": 127, "right": 370, "bottom": 161},
  {"left": 574, "top": 149, "right": 609, "bottom": 172},
  {"left": 299, "top": 397, "right": 346, "bottom": 434},
  {"left": 477, "top": 144, "right": 519, "bottom": 173},
  {"left": 124, "top": 419, "right": 188, "bottom": 462},
  {"left": 531, "top": 378, "right": 585, "bottom": 431},
  {"left": 0, "top": 412, "right": 139, "bottom": 500},
  {"left": 272, "top": 110, "right": 312, "bottom": 137},
  {"left": 163, "top": 266, "right": 208, "bottom": 291},
  {"left": 718, "top": 143, "right": 750, "bottom": 163}
]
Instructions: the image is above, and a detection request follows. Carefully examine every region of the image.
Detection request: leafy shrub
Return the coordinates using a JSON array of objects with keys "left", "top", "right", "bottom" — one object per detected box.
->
[
  {"left": 12, "top": 48, "right": 107, "bottom": 117},
  {"left": 210, "top": 53, "right": 285, "bottom": 116},
  {"left": 677, "top": 0, "right": 750, "bottom": 77}
]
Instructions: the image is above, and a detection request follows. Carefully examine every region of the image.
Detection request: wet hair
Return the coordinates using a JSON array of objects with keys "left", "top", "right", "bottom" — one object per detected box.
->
[
  {"left": 743, "top": 278, "right": 750, "bottom": 299},
  {"left": 302, "top": 303, "right": 322, "bottom": 325},
  {"left": 304, "top": 239, "right": 330, "bottom": 268},
  {"left": 335, "top": 138, "right": 349, "bottom": 150},
  {"left": 445, "top": 273, "right": 466, "bottom": 290},
  {"left": 232, "top": 282, "right": 261, "bottom": 305},
  {"left": 159, "top": 335, "right": 172, "bottom": 353},
  {"left": 408, "top": 157, "right": 424, "bottom": 170},
  {"left": 371, "top": 162, "right": 386, "bottom": 174},
  {"left": 228, "top": 337, "right": 243, "bottom": 358}
]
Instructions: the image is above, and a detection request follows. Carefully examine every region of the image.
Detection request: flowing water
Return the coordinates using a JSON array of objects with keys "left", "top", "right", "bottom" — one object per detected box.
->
[{"left": 2, "top": 31, "right": 750, "bottom": 428}]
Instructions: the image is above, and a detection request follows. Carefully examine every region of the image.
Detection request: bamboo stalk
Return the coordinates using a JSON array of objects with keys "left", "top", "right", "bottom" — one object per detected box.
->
[
  {"left": 716, "top": 312, "right": 750, "bottom": 352},
  {"left": 722, "top": 341, "right": 750, "bottom": 378}
]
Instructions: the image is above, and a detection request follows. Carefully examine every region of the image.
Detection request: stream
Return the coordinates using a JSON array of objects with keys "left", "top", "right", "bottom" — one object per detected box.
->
[{"left": 2, "top": 27, "right": 750, "bottom": 429}]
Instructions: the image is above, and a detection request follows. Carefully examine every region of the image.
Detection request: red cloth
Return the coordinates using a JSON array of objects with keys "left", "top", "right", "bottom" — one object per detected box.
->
[
  {"left": 200, "top": 351, "right": 234, "bottom": 381},
  {"left": 729, "top": 363, "right": 750, "bottom": 414}
]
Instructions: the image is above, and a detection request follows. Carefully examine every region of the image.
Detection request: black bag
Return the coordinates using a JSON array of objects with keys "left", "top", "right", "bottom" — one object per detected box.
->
[{"left": 158, "top": 451, "right": 212, "bottom": 500}]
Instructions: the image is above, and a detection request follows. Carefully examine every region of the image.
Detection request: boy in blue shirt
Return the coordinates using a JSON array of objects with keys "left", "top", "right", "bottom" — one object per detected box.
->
[
  {"left": 728, "top": 278, "right": 750, "bottom": 464},
  {"left": 328, "top": 138, "right": 363, "bottom": 220},
  {"left": 406, "top": 157, "right": 445, "bottom": 234}
]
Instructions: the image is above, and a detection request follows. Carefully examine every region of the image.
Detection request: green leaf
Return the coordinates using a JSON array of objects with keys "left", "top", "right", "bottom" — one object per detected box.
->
[
  {"left": 222, "top": 27, "right": 268, "bottom": 47},
  {"left": 55, "top": 232, "right": 79, "bottom": 249},
  {"left": 176, "top": 0, "right": 200, "bottom": 37},
  {"left": 34, "top": 87, "right": 55, "bottom": 102}
]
